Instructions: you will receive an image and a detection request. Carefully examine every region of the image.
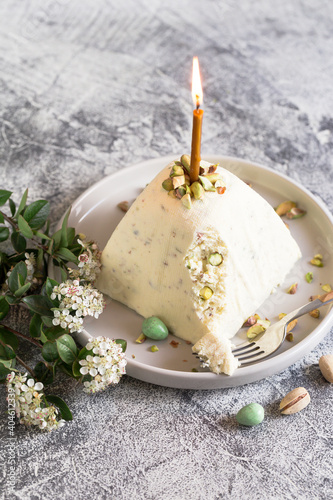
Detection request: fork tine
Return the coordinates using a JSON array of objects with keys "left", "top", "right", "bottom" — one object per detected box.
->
[
  {"left": 234, "top": 345, "right": 262, "bottom": 358},
  {"left": 232, "top": 341, "right": 255, "bottom": 353}
]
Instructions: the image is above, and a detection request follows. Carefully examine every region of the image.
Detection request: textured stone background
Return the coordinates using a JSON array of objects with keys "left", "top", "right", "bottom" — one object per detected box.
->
[{"left": 1, "top": 0, "right": 333, "bottom": 499}]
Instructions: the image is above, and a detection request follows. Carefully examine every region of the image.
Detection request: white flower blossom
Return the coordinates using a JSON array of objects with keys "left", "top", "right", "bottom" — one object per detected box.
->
[
  {"left": 6, "top": 372, "right": 65, "bottom": 432},
  {"left": 79, "top": 337, "right": 127, "bottom": 393},
  {"left": 24, "top": 252, "right": 36, "bottom": 282},
  {"left": 67, "top": 238, "right": 102, "bottom": 282},
  {"left": 51, "top": 279, "right": 105, "bottom": 333}
]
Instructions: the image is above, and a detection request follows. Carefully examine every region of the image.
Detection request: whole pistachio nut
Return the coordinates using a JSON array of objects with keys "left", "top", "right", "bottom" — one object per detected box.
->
[
  {"left": 172, "top": 175, "right": 185, "bottom": 189},
  {"left": 117, "top": 201, "right": 129, "bottom": 212},
  {"left": 199, "top": 175, "right": 215, "bottom": 192},
  {"left": 190, "top": 181, "right": 205, "bottom": 200},
  {"left": 275, "top": 201, "right": 297, "bottom": 217},
  {"left": 162, "top": 178, "right": 174, "bottom": 191},
  {"left": 280, "top": 387, "right": 310, "bottom": 415},
  {"left": 286, "top": 207, "right": 307, "bottom": 219},
  {"left": 319, "top": 354, "right": 333, "bottom": 383},
  {"left": 180, "top": 154, "right": 191, "bottom": 173},
  {"left": 170, "top": 165, "right": 185, "bottom": 177}
]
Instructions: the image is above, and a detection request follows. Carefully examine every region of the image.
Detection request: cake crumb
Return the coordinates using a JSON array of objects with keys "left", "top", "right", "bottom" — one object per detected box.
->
[{"left": 170, "top": 340, "right": 180, "bottom": 348}]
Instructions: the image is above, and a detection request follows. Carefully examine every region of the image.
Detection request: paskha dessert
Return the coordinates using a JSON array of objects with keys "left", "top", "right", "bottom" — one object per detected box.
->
[{"left": 97, "top": 156, "right": 301, "bottom": 375}]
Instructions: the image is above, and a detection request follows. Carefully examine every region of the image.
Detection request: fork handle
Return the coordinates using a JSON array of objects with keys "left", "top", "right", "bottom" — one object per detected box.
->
[
  {"left": 319, "top": 291, "right": 333, "bottom": 303},
  {"left": 287, "top": 291, "right": 333, "bottom": 322}
]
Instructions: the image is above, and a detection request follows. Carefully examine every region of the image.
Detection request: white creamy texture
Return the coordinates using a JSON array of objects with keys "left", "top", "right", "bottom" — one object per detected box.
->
[{"left": 97, "top": 160, "right": 302, "bottom": 375}]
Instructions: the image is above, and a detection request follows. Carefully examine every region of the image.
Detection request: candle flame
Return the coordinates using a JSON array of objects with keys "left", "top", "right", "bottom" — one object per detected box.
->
[{"left": 192, "top": 57, "right": 203, "bottom": 109}]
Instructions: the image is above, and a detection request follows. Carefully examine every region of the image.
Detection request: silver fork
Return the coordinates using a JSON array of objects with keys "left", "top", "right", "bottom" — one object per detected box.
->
[{"left": 232, "top": 291, "right": 333, "bottom": 365}]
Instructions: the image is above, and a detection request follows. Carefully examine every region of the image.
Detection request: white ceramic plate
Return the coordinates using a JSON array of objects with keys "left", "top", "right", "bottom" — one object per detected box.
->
[{"left": 51, "top": 155, "right": 333, "bottom": 389}]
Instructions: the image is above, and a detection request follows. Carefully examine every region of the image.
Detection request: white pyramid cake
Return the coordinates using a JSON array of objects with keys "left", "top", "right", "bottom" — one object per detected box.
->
[{"left": 97, "top": 158, "right": 301, "bottom": 375}]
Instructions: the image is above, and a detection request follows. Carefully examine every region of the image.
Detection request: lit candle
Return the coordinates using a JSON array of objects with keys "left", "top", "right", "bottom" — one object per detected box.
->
[{"left": 190, "top": 57, "right": 204, "bottom": 184}]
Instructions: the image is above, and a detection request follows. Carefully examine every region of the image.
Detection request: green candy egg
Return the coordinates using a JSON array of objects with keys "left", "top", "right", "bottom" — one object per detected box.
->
[
  {"left": 236, "top": 403, "right": 265, "bottom": 426},
  {"left": 142, "top": 317, "right": 169, "bottom": 340}
]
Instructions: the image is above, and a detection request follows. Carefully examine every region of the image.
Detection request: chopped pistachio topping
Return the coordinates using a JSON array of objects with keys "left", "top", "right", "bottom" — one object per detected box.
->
[
  {"left": 247, "top": 324, "right": 265, "bottom": 339},
  {"left": 243, "top": 315, "right": 257, "bottom": 327},
  {"left": 279, "top": 312, "right": 287, "bottom": 320},
  {"left": 151, "top": 345, "right": 159, "bottom": 352},
  {"left": 199, "top": 286, "right": 213, "bottom": 300},
  {"left": 275, "top": 201, "right": 297, "bottom": 216},
  {"left": 287, "top": 319, "right": 298, "bottom": 333},
  {"left": 208, "top": 252, "right": 223, "bottom": 266},
  {"left": 322, "top": 284, "right": 332, "bottom": 293},
  {"left": 257, "top": 319, "right": 271, "bottom": 329},
  {"left": 117, "top": 201, "right": 129, "bottom": 212},
  {"left": 309, "top": 309, "right": 320, "bottom": 319},
  {"left": 135, "top": 333, "right": 146, "bottom": 343},
  {"left": 286, "top": 207, "right": 307, "bottom": 219},
  {"left": 286, "top": 333, "right": 294, "bottom": 342},
  {"left": 310, "top": 258, "right": 324, "bottom": 267},
  {"left": 305, "top": 272, "right": 313, "bottom": 283},
  {"left": 287, "top": 283, "right": 298, "bottom": 294},
  {"left": 161, "top": 156, "right": 226, "bottom": 208}
]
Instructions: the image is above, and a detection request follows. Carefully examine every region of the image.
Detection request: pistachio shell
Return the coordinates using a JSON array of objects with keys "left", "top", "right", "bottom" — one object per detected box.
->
[
  {"left": 275, "top": 200, "right": 297, "bottom": 216},
  {"left": 319, "top": 354, "right": 333, "bottom": 383},
  {"left": 280, "top": 387, "right": 310, "bottom": 414}
]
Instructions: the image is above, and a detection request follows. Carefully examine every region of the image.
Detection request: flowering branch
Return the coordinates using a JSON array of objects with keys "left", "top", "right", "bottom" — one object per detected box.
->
[{"left": 0, "top": 188, "right": 127, "bottom": 433}]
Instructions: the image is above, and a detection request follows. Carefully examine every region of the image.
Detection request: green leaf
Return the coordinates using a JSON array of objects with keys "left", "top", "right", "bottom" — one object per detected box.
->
[
  {"left": 30, "top": 314, "right": 43, "bottom": 338},
  {"left": 16, "top": 188, "right": 28, "bottom": 217},
  {"left": 34, "top": 231, "right": 52, "bottom": 241},
  {"left": 42, "top": 341, "right": 59, "bottom": 362},
  {"left": 67, "top": 227, "right": 76, "bottom": 246},
  {"left": 34, "top": 361, "right": 54, "bottom": 385},
  {"left": 72, "top": 360, "right": 81, "bottom": 378},
  {"left": 55, "top": 247, "right": 78, "bottom": 264},
  {"left": 45, "top": 395, "right": 73, "bottom": 421},
  {"left": 60, "top": 267, "right": 67, "bottom": 282},
  {"left": 41, "top": 315, "right": 53, "bottom": 327},
  {"left": 22, "top": 295, "right": 54, "bottom": 317},
  {"left": 8, "top": 261, "right": 27, "bottom": 294},
  {"left": 18, "top": 215, "right": 34, "bottom": 238},
  {"left": 0, "top": 327, "right": 19, "bottom": 351},
  {"left": 50, "top": 229, "right": 61, "bottom": 252},
  {"left": 5, "top": 295, "right": 18, "bottom": 305},
  {"left": 45, "top": 277, "right": 59, "bottom": 300},
  {"left": 0, "top": 297, "right": 10, "bottom": 320},
  {"left": 0, "top": 358, "right": 15, "bottom": 369},
  {"left": 0, "top": 362, "right": 11, "bottom": 381},
  {"left": 9, "top": 198, "right": 16, "bottom": 217},
  {"left": 0, "top": 226, "right": 9, "bottom": 242},
  {"left": 0, "top": 190, "right": 12, "bottom": 207},
  {"left": 0, "top": 213, "right": 4, "bottom": 224},
  {"left": 0, "top": 341, "right": 16, "bottom": 360},
  {"left": 44, "top": 326, "right": 66, "bottom": 341},
  {"left": 60, "top": 208, "right": 71, "bottom": 247},
  {"left": 11, "top": 231, "right": 27, "bottom": 253},
  {"left": 23, "top": 200, "right": 50, "bottom": 230},
  {"left": 14, "top": 282, "right": 31, "bottom": 298},
  {"left": 115, "top": 339, "right": 127, "bottom": 352},
  {"left": 56, "top": 334, "right": 78, "bottom": 364}
]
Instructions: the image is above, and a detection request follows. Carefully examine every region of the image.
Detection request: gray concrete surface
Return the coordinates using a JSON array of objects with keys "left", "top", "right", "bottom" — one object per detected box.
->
[{"left": 1, "top": 1, "right": 332, "bottom": 499}]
